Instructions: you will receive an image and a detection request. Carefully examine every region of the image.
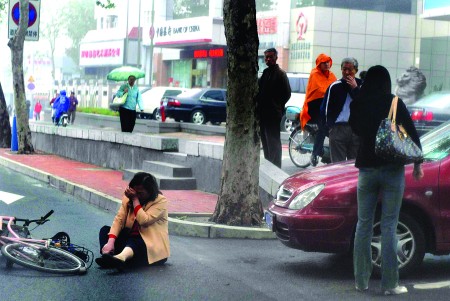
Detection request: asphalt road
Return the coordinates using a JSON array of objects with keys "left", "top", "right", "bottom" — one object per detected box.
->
[{"left": 1, "top": 167, "right": 450, "bottom": 301}]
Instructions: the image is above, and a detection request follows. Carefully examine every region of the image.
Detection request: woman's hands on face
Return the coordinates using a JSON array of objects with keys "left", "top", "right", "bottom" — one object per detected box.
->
[
  {"left": 125, "top": 186, "right": 138, "bottom": 199},
  {"left": 125, "top": 186, "right": 141, "bottom": 207}
]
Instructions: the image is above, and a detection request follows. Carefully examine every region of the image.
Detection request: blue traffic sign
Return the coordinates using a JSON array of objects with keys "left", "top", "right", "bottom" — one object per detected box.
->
[{"left": 11, "top": 2, "right": 37, "bottom": 27}]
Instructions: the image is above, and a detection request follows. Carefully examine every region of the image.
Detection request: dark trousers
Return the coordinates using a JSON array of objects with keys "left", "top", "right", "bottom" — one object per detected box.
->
[
  {"left": 99, "top": 226, "right": 148, "bottom": 266},
  {"left": 312, "top": 121, "right": 327, "bottom": 157},
  {"left": 68, "top": 110, "right": 76, "bottom": 124},
  {"left": 98, "top": 226, "right": 167, "bottom": 267},
  {"left": 329, "top": 124, "right": 360, "bottom": 163},
  {"left": 119, "top": 107, "right": 137, "bottom": 133},
  {"left": 260, "top": 117, "right": 282, "bottom": 168}
]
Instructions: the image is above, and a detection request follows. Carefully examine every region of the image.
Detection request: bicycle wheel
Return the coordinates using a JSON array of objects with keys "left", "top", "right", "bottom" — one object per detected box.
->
[
  {"left": 288, "top": 128, "right": 314, "bottom": 168},
  {"left": 1, "top": 243, "right": 86, "bottom": 275}
]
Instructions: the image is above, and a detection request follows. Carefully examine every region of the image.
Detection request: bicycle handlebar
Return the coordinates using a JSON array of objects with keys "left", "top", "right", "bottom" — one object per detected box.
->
[{"left": 13, "top": 210, "right": 54, "bottom": 227}]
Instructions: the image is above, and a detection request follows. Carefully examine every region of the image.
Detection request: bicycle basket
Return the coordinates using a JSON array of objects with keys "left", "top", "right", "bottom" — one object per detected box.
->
[{"left": 59, "top": 243, "right": 94, "bottom": 269}]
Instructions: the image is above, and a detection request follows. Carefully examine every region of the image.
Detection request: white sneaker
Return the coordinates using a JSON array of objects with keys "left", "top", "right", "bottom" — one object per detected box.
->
[{"left": 384, "top": 286, "right": 408, "bottom": 295}]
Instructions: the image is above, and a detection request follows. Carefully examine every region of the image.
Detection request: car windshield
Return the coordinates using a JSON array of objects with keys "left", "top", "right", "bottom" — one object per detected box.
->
[
  {"left": 414, "top": 92, "right": 450, "bottom": 109},
  {"left": 421, "top": 122, "right": 450, "bottom": 160}
]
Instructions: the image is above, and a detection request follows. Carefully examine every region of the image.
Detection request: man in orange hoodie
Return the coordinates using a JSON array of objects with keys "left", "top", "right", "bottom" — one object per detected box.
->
[{"left": 300, "top": 53, "right": 337, "bottom": 166}]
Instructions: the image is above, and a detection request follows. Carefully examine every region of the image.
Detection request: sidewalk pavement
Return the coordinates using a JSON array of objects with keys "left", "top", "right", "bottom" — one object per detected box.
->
[{"left": 0, "top": 130, "right": 277, "bottom": 239}]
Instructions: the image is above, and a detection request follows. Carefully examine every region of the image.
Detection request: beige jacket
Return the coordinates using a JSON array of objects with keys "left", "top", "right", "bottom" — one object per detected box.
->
[{"left": 109, "top": 194, "right": 170, "bottom": 264}]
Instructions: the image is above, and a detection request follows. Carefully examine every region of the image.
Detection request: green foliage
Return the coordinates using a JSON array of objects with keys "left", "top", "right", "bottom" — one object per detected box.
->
[
  {"left": 0, "top": 0, "right": 8, "bottom": 23},
  {"left": 77, "top": 107, "right": 119, "bottom": 116},
  {"left": 173, "top": 0, "right": 209, "bottom": 19},
  {"left": 96, "top": 0, "right": 115, "bottom": 9},
  {"left": 256, "top": 0, "right": 276, "bottom": 12},
  {"left": 62, "top": 0, "right": 96, "bottom": 67}
]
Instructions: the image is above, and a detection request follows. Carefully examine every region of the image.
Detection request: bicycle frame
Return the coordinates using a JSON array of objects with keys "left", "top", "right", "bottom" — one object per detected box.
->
[{"left": 0, "top": 215, "right": 52, "bottom": 252}]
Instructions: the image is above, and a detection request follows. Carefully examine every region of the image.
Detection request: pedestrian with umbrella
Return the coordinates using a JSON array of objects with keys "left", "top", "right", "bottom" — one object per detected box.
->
[{"left": 108, "top": 66, "right": 145, "bottom": 133}]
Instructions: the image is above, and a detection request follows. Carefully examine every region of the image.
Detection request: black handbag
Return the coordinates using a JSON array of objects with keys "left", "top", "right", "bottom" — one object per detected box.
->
[{"left": 374, "top": 96, "right": 423, "bottom": 164}]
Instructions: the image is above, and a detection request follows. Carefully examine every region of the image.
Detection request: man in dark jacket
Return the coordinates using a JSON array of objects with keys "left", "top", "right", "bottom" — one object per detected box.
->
[
  {"left": 257, "top": 48, "right": 291, "bottom": 168},
  {"left": 68, "top": 91, "right": 79, "bottom": 124},
  {"left": 321, "top": 57, "right": 362, "bottom": 163}
]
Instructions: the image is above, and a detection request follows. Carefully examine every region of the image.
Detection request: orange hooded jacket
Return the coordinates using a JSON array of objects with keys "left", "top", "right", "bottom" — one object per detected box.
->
[{"left": 300, "top": 53, "right": 337, "bottom": 129}]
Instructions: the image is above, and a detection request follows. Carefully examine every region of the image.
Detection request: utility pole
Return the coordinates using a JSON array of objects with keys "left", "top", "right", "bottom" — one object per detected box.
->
[
  {"left": 137, "top": 0, "right": 142, "bottom": 68},
  {"left": 124, "top": 0, "right": 130, "bottom": 66},
  {"left": 149, "top": 0, "right": 155, "bottom": 86}
]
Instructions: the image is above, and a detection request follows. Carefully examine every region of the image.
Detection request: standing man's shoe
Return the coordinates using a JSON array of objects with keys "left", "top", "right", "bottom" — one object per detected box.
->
[{"left": 310, "top": 154, "right": 318, "bottom": 167}]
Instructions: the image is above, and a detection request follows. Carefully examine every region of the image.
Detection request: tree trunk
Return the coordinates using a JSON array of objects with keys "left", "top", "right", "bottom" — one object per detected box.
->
[
  {"left": 211, "top": 0, "right": 262, "bottom": 226},
  {"left": 8, "top": 0, "right": 34, "bottom": 154},
  {"left": 0, "top": 83, "right": 12, "bottom": 148}
]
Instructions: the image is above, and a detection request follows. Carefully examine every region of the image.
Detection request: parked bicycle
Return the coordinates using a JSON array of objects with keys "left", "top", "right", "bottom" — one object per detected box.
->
[
  {"left": 0, "top": 210, "right": 91, "bottom": 274},
  {"left": 286, "top": 107, "right": 330, "bottom": 168}
]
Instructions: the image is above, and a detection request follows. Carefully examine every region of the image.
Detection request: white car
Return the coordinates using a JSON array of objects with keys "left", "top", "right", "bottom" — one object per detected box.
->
[
  {"left": 139, "top": 86, "right": 190, "bottom": 120},
  {"left": 281, "top": 72, "right": 309, "bottom": 132}
]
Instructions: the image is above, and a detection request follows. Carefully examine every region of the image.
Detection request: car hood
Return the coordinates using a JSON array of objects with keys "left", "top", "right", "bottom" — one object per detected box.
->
[
  {"left": 282, "top": 161, "right": 359, "bottom": 191},
  {"left": 275, "top": 161, "right": 360, "bottom": 209}
]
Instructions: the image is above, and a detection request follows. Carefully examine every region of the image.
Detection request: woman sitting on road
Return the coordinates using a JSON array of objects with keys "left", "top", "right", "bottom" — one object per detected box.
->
[{"left": 95, "top": 172, "right": 170, "bottom": 271}]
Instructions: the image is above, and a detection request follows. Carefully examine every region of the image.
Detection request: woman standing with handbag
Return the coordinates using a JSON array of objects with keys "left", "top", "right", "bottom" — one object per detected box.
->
[
  {"left": 116, "top": 75, "right": 144, "bottom": 132},
  {"left": 349, "top": 65, "right": 424, "bottom": 295}
]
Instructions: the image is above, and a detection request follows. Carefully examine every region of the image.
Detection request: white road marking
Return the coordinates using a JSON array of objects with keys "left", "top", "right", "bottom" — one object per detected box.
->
[
  {"left": 0, "top": 191, "right": 24, "bottom": 204},
  {"left": 414, "top": 281, "right": 450, "bottom": 290}
]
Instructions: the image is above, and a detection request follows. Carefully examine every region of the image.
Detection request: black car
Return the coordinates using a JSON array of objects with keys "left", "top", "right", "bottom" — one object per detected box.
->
[
  {"left": 161, "top": 88, "right": 227, "bottom": 125},
  {"left": 407, "top": 91, "right": 450, "bottom": 136}
]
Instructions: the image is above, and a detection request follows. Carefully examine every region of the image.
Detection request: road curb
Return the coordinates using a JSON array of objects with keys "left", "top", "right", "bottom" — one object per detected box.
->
[{"left": 0, "top": 153, "right": 275, "bottom": 240}]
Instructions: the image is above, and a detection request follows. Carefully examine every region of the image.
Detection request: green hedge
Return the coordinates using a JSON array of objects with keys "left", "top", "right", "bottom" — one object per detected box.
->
[{"left": 77, "top": 107, "right": 118, "bottom": 116}]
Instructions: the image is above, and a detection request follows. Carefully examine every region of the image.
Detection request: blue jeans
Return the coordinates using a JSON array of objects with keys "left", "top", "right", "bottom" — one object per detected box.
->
[{"left": 353, "top": 165, "right": 405, "bottom": 290}]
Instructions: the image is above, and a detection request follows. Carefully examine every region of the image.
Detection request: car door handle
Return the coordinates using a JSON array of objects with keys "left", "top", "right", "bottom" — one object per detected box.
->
[{"left": 425, "top": 190, "right": 433, "bottom": 197}]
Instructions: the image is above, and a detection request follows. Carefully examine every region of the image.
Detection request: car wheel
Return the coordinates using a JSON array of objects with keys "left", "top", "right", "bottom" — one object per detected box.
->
[
  {"left": 153, "top": 109, "right": 161, "bottom": 121},
  {"left": 280, "top": 114, "right": 293, "bottom": 132},
  {"left": 371, "top": 212, "right": 426, "bottom": 277},
  {"left": 191, "top": 110, "right": 206, "bottom": 124}
]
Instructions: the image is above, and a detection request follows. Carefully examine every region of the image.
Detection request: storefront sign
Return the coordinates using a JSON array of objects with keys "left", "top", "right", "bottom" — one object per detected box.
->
[
  {"left": 181, "top": 48, "right": 226, "bottom": 59},
  {"left": 289, "top": 9, "right": 312, "bottom": 62},
  {"left": 257, "top": 16, "right": 277, "bottom": 35},
  {"left": 79, "top": 40, "right": 124, "bottom": 67},
  {"left": 154, "top": 16, "right": 213, "bottom": 46}
]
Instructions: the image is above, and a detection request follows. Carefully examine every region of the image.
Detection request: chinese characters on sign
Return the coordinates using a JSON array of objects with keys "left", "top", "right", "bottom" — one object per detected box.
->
[
  {"left": 9, "top": 29, "right": 38, "bottom": 38},
  {"left": 156, "top": 25, "right": 201, "bottom": 38},
  {"left": 153, "top": 16, "right": 213, "bottom": 46},
  {"left": 289, "top": 41, "right": 311, "bottom": 60},
  {"left": 80, "top": 48, "right": 121, "bottom": 59},
  {"left": 256, "top": 17, "right": 277, "bottom": 35}
]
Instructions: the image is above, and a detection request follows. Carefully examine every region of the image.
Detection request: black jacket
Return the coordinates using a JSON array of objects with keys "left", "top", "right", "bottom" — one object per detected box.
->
[
  {"left": 257, "top": 64, "right": 291, "bottom": 120},
  {"left": 321, "top": 78, "right": 362, "bottom": 128},
  {"left": 349, "top": 93, "right": 422, "bottom": 168}
]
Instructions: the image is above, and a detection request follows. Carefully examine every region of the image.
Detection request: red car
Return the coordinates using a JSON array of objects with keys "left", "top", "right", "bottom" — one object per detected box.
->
[{"left": 266, "top": 121, "right": 450, "bottom": 275}]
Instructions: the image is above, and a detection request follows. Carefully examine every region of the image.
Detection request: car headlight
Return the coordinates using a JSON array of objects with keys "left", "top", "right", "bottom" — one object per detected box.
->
[{"left": 288, "top": 184, "right": 325, "bottom": 210}]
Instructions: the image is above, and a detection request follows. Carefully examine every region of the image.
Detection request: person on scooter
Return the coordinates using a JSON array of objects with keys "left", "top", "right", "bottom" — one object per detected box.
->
[{"left": 53, "top": 90, "right": 70, "bottom": 126}]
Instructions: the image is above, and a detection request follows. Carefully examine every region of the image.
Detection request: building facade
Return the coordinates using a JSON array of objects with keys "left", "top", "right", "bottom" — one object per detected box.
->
[{"left": 74, "top": 0, "right": 450, "bottom": 108}]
